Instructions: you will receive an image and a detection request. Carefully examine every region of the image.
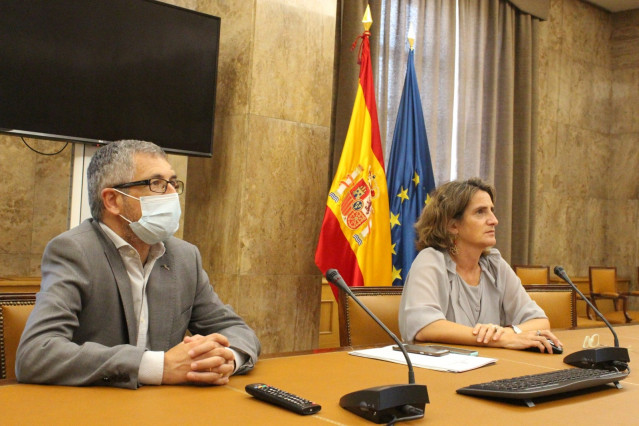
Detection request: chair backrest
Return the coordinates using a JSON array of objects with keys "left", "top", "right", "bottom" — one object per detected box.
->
[
  {"left": 524, "top": 284, "right": 576, "bottom": 329},
  {"left": 514, "top": 265, "right": 550, "bottom": 285},
  {"left": 0, "top": 293, "right": 36, "bottom": 379},
  {"left": 589, "top": 266, "right": 617, "bottom": 295},
  {"left": 337, "top": 286, "right": 403, "bottom": 347}
]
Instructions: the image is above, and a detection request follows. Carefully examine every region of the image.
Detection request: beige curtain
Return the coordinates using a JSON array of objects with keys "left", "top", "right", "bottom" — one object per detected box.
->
[
  {"left": 333, "top": 0, "right": 456, "bottom": 190},
  {"left": 376, "top": 0, "right": 457, "bottom": 185},
  {"left": 333, "top": 0, "right": 539, "bottom": 264},
  {"left": 456, "top": 0, "right": 538, "bottom": 263}
]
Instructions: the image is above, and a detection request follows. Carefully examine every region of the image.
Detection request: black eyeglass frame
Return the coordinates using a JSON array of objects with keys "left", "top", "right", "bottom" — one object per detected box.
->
[{"left": 113, "top": 178, "right": 184, "bottom": 195}]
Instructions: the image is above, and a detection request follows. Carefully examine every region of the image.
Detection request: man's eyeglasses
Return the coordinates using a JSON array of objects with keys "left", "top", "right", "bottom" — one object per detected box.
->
[{"left": 113, "top": 178, "right": 184, "bottom": 195}]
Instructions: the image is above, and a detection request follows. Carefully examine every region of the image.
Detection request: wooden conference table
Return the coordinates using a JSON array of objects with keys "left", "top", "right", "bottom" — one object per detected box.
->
[{"left": 1, "top": 326, "right": 637, "bottom": 425}]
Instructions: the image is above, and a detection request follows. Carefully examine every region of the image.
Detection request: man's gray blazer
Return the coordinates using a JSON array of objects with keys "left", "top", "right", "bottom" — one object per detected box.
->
[{"left": 16, "top": 219, "right": 260, "bottom": 388}]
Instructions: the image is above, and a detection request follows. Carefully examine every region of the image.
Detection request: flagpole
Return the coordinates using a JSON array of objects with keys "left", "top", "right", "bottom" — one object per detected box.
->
[
  {"left": 315, "top": 2, "right": 393, "bottom": 293},
  {"left": 386, "top": 20, "right": 437, "bottom": 285}
]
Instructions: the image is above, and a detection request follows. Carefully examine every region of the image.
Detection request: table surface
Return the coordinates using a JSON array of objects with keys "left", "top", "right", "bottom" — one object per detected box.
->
[{"left": 1, "top": 325, "right": 637, "bottom": 425}]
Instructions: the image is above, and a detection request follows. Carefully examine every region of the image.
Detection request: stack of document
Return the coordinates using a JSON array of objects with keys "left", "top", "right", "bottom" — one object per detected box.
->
[{"left": 350, "top": 345, "right": 496, "bottom": 373}]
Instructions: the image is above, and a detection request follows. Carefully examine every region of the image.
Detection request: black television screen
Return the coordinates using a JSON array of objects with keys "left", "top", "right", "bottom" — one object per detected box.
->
[{"left": 0, "top": 0, "right": 220, "bottom": 157}]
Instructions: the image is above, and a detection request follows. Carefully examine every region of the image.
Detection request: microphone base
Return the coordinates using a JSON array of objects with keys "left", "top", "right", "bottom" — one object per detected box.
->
[
  {"left": 339, "top": 384, "right": 429, "bottom": 424},
  {"left": 563, "top": 347, "right": 630, "bottom": 370}
]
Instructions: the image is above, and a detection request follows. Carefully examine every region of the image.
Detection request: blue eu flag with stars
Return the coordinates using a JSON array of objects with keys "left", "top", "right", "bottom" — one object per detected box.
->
[{"left": 386, "top": 49, "right": 436, "bottom": 286}]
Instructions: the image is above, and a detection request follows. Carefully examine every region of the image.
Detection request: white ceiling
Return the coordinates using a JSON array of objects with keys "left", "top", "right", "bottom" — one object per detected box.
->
[{"left": 584, "top": 0, "right": 639, "bottom": 12}]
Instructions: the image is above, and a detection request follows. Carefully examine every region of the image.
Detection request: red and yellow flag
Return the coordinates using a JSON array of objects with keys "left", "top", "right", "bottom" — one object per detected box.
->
[{"left": 315, "top": 24, "right": 392, "bottom": 296}]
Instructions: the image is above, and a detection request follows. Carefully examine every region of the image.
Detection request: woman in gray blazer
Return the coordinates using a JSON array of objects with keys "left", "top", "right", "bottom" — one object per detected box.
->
[{"left": 399, "top": 178, "right": 562, "bottom": 353}]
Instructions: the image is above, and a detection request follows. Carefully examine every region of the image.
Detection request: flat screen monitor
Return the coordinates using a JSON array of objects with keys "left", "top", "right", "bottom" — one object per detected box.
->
[{"left": 0, "top": 0, "right": 220, "bottom": 157}]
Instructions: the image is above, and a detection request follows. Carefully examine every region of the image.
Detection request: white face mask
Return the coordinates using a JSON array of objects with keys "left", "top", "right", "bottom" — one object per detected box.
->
[{"left": 115, "top": 190, "right": 181, "bottom": 244}]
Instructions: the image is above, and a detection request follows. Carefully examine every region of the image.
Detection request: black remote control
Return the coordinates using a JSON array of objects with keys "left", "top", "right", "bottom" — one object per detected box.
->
[{"left": 245, "top": 383, "right": 322, "bottom": 415}]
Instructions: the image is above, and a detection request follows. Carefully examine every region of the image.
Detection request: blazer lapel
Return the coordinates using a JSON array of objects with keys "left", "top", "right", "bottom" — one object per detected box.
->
[
  {"left": 146, "top": 253, "right": 176, "bottom": 351},
  {"left": 91, "top": 220, "right": 138, "bottom": 345}
]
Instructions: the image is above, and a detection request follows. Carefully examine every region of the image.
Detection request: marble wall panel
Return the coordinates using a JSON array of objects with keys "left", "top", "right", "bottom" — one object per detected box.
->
[
  {"left": 210, "top": 273, "right": 241, "bottom": 314},
  {"left": 609, "top": 133, "right": 639, "bottom": 200},
  {"left": 633, "top": 210, "right": 639, "bottom": 308},
  {"left": 237, "top": 274, "right": 320, "bottom": 354},
  {"left": 555, "top": 51, "right": 574, "bottom": 126},
  {"left": 534, "top": 118, "right": 561, "bottom": 198},
  {"left": 566, "top": 196, "right": 607, "bottom": 275},
  {"left": 553, "top": 124, "right": 590, "bottom": 197},
  {"left": 0, "top": 136, "right": 36, "bottom": 211},
  {"left": 585, "top": 130, "right": 611, "bottom": 199},
  {"left": 533, "top": 194, "right": 606, "bottom": 278},
  {"left": 611, "top": 68, "right": 639, "bottom": 134},
  {"left": 566, "top": 60, "right": 611, "bottom": 135},
  {"left": 563, "top": 196, "right": 589, "bottom": 273},
  {"left": 198, "top": 0, "right": 254, "bottom": 116},
  {"left": 605, "top": 199, "right": 638, "bottom": 268},
  {"left": 0, "top": 136, "right": 70, "bottom": 276},
  {"left": 608, "top": 8, "right": 639, "bottom": 292},
  {"left": 537, "top": 45, "right": 562, "bottom": 125},
  {"left": 28, "top": 254, "right": 42, "bottom": 276},
  {"left": 0, "top": 207, "right": 33, "bottom": 255},
  {"left": 612, "top": 7, "right": 639, "bottom": 27},
  {"left": 291, "top": 275, "right": 322, "bottom": 350},
  {"left": 0, "top": 255, "right": 31, "bottom": 277},
  {"left": 537, "top": 0, "right": 639, "bottom": 291},
  {"left": 611, "top": 9, "right": 639, "bottom": 70},
  {"left": 542, "top": 0, "right": 565, "bottom": 48},
  {"left": 250, "top": 0, "right": 336, "bottom": 126},
  {"left": 0, "top": 137, "right": 35, "bottom": 257},
  {"left": 582, "top": 197, "right": 608, "bottom": 269},
  {"left": 185, "top": 114, "right": 248, "bottom": 277},
  {"left": 31, "top": 144, "right": 72, "bottom": 254},
  {"left": 239, "top": 115, "right": 330, "bottom": 276},
  {"left": 611, "top": 27, "right": 639, "bottom": 70},
  {"left": 561, "top": 0, "right": 611, "bottom": 67},
  {"left": 531, "top": 194, "right": 569, "bottom": 267}
]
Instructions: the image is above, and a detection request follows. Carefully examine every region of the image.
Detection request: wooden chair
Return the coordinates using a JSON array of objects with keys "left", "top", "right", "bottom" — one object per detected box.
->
[
  {"left": 337, "top": 286, "right": 403, "bottom": 347},
  {"left": 514, "top": 265, "right": 550, "bottom": 285},
  {"left": 617, "top": 267, "right": 639, "bottom": 321},
  {"left": 588, "top": 266, "right": 630, "bottom": 324},
  {"left": 625, "top": 267, "right": 639, "bottom": 304},
  {"left": 0, "top": 293, "right": 36, "bottom": 379},
  {"left": 524, "top": 285, "right": 576, "bottom": 329}
]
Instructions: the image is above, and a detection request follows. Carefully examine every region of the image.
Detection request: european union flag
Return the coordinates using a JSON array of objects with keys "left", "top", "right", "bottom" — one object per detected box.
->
[{"left": 386, "top": 49, "right": 436, "bottom": 286}]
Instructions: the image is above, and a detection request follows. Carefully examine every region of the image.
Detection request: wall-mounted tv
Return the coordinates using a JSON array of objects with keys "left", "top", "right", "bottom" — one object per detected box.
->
[{"left": 0, "top": 0, "right": 220, "bottom": 157}]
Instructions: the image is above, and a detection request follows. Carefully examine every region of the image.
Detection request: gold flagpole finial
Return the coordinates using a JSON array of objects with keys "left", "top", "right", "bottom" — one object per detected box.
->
[
  {"left": 362, "top": 4, "right": 373, "bottom": 31},
  {"left": 408, "top": 22, "right": 415, "bottom": 50}
]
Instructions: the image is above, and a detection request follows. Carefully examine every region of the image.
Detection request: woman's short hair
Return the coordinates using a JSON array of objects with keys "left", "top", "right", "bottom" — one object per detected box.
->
[
  {"left": 87, "top": 140, "right": 167, "bottom": 220},
  {"left": 414, "top": 178, "right": 495, "bottom": 252}
]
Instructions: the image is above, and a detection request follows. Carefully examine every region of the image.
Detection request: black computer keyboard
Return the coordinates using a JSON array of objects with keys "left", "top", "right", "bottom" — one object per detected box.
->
[{"left": 457, "top": 367, "right": 628, "bottom": 407}]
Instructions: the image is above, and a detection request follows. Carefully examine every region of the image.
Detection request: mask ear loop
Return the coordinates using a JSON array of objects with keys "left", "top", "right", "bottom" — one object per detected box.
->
[
  {"left": 113, "top": 188, "right": 140, "bottom": 200},
  {"left": 113, "top": 188, "right": 139, "bottom": 224}
]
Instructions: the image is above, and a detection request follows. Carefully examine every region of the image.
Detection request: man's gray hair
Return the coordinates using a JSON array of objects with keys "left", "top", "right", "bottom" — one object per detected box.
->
[{"left": 87, "top": 140, "right": 167, "bottom": 220}]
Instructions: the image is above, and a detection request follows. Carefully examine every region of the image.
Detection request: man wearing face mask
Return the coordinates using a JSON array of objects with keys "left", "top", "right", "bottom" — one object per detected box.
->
[{"left": 16, "top": 140, "right": 260, "bottom": 388}]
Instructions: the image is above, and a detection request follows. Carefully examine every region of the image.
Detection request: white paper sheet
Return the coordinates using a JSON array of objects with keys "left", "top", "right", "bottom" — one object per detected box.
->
[{"left": 349, "top": 345, "right": 497, "bottom": 373}]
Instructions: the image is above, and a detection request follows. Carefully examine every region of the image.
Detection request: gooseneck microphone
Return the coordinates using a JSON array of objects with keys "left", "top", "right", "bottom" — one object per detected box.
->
[
  {"left": 327, "top": 269, "right": 416, "bottom": 384},
  {"left": 326, "top": 269, "right": 429, "bottom": 424},
  {"left": 554, "top": 266, "right": 630, "bottom": 371}
]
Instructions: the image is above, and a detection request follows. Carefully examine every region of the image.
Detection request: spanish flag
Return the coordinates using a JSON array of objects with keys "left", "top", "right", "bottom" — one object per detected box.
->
[{"left": 315, "top": 20, "right": 392, "bottom": 296}]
